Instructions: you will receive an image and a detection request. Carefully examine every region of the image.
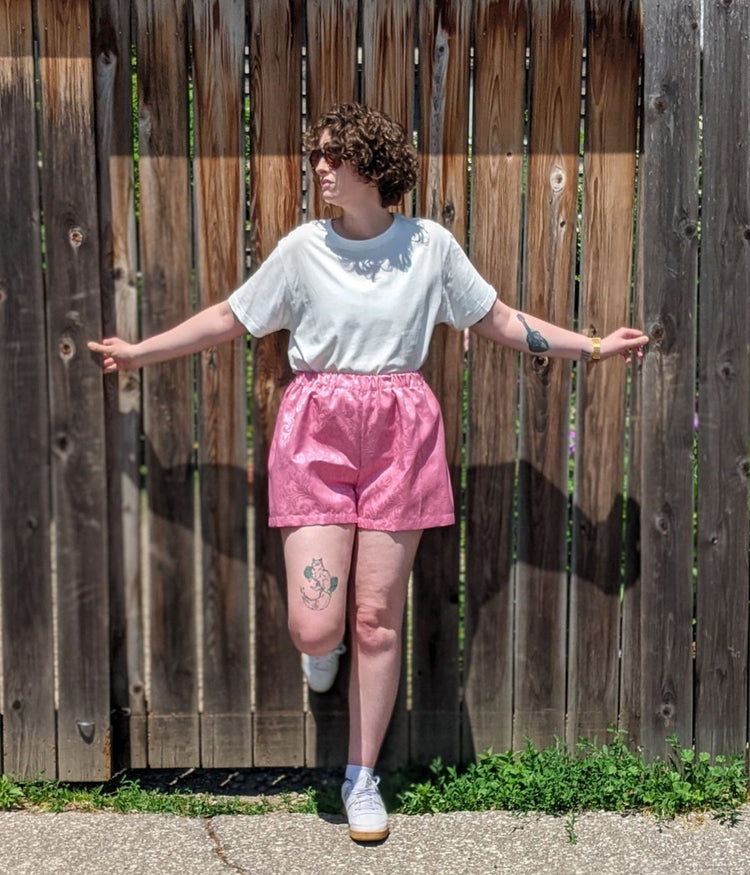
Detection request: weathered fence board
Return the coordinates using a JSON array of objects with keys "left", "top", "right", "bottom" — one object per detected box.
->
[
  {"left": 0, "top": 0, "right": 56, "bottom": 780},
  {"left": 249, "top": 0, "right": 304, "bottom": 767},
  {"left": 92, "top": 0, "right": 146, "bottom": 772},
  {"left": 37, "top": 0, "right": 110, "bottom": 781},
  {"left": 567, "top": 0, "right": 640, "bottom": 745},
  {"left": 305, "top": 0, "right": 358, "bottom": 222},
  {"left": 639, "top": 0, "right": 701, "bottom": 760},
  {"left": 514, "top": 0, "right": 584, "bottom": 749},
  {"left": 619, "top": 322, "right": 643, "bottom": 747},
  {"left": 695, "top": 0, "right": 750, "bottom": 755},
  {"left": 410, "top": 0, "right": 472, "bottom": 766},
  {"left": 464, "top": 0, "right": 527, "bottom": 760},
  {"left": 136, "top": 0, "right": 199, "bottom": 766},
  {"left": 361, "top": 0, "right": 415, "bottom": 219},
  {"left": 192, "top": 0, "right": 251, "bottom": 768}
]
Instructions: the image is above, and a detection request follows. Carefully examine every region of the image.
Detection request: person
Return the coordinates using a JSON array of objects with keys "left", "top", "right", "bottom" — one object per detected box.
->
[{"left": 89, "top": 102, "right": 648, "bottom": 842}]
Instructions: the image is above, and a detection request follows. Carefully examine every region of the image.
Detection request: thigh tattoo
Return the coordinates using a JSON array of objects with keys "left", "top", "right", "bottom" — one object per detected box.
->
[{"left": 300, "top": 558, "right": 339, "bottom": 611}]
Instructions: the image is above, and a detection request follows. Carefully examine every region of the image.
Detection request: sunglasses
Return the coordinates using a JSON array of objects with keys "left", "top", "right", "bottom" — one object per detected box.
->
[{"left": 308, "top": 145, "right": 342, "bottom": 169}]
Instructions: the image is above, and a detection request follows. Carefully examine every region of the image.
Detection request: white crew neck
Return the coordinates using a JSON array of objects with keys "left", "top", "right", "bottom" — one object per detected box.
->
[{"left": 325, "top": 214, "right": 400, "bottom": 249}]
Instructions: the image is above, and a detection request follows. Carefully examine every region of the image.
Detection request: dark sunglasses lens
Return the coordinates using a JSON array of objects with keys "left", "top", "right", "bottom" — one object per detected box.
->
[{"left": 309, "top": 148, "right": 340, "bottom": 169}]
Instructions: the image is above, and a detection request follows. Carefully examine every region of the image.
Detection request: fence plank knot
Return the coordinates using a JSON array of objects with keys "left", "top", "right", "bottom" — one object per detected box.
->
[{"left": 59, "top": 336, "right": 76, "bottom": 360}]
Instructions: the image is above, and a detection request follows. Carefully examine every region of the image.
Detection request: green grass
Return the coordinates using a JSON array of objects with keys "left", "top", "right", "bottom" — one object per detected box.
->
[
  {"left": 397, "top": 732, "right": 748, "bottom": 824},
  {"left": 0, "top": 775, "right": 315, "bottom": 817},
  {"left": 1, "top": 733, "right": 745, "bottom": 835}
]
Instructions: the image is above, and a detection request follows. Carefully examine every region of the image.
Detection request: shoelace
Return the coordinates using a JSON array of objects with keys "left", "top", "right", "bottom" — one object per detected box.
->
[{"left": 347, "top": 776, "right": 382, "bottom": 813}]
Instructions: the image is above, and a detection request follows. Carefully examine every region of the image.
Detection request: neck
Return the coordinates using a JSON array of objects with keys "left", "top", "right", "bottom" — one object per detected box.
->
[{"left": 334, "top": 207, "right": 393, "bottom": 240}]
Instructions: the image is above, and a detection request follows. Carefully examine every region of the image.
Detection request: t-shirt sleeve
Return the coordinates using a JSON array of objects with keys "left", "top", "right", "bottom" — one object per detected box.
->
[
  {"left": 439, "top": 235, "right": 497, "bottom": 329},
  {"left": 227, "top": 243, "right": 293, "bottom": 337}
]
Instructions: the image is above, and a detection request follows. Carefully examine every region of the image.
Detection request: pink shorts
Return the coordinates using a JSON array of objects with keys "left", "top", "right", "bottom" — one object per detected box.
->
[{"left": 267, "top": 371, "right": 455, "bottom": 531}]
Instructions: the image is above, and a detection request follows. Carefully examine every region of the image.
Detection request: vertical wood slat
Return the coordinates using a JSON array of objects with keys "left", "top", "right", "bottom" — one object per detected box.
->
[
  {"left": 303, "top": 0, "right": 359, "bottom": 768},
  {"left": 135, "top": 0, "right": 198, "bottom": 766},
  {"left": 37, "top": 0, "right": 110, "bottom": 780},
  {"left": 249, "top": 0, "right": 304, "bottom": 767},
  {"left": 358, "top": 0, "right": 415, "bottom": 770},
  {"left": 619, "top": 4, "right": 645, "bottom": 750},
  {"left": 92, "top": 0, "right": 146, "bottom": 771},
  {"left": 304, "top": 0, "right": 358, "bottom": 222},
  {"left": 464, "top": 0, "right": 527, "bottom": 760},
  {"left": 695, "top": 0, "right": 750, "bottom": 755},
  {"left": 0, "top": 0, "right": 57, "bottom": 780},
  {"left": 191, "top": 0, "right": 251, "bottom": 769},
  {"left": 567, "top": 0, "right": 640, "bottom": 745},
  {"left": 361, "top": 0, "right": 415, "bottom": 218},
  {"left": 619, "top": 300, "right": 643, "bottom": 746},
  {"left": 411, "top": 0, "right": 471, "bottom": 766},
  {"left": 514, "top": 0, "right": 584, "bottom": 749},
  {"left": 639, "top": 1, "right": 700, "bottom": 760}
]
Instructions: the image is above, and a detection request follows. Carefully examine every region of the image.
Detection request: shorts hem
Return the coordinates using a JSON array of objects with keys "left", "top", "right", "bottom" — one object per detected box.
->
[
  {"left": 268, "top": 513, "right": 455, "bottom": 531},
  {"left": 356, "top": 514, "right": 455, "bottom": 532},
  {"left": 268, "top": 513, "right": 359, "bottom": 529}
]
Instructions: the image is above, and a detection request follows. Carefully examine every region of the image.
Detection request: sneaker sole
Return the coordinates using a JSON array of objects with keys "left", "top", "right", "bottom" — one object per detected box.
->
[{"left": 348, "top": 824, "right": 390, "bottom": 842}]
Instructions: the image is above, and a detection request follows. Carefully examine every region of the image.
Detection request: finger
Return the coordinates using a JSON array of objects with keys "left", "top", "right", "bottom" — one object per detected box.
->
[{"left": 87, "top": 341, "right": 108, "bottom": 354}]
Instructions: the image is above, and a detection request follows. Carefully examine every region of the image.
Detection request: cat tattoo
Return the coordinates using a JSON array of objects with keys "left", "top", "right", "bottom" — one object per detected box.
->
[{"left": 300, "top": 558, "right": 339, "bottom": 611}]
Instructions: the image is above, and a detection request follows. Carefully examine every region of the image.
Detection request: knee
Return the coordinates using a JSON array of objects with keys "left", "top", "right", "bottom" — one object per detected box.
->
[
  {"left": 288, "top": 620, "right": 343, "bottom": 656},
  {"left": 352, "top": 605, "right": 400, "bottom": 655}
]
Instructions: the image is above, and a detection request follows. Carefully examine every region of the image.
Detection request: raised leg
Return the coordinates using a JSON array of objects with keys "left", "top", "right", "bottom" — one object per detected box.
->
[{"left": 281, "top": 524, "right": 355, "bottom": 656}]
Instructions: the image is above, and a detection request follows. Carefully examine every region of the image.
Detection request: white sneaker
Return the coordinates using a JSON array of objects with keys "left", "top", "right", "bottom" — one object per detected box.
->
[
  {"left": 341, "top": 773, "right": 389, "bottom": 842},
  {"left": 301, "top": 642, "right": 346, "bottom": 693}
]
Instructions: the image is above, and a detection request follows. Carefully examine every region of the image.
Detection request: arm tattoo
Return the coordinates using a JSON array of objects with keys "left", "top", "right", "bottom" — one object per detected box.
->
[
  {"left": 517, "top": 314, "right": 550, "bottom": 354},
  {"left": 580, "top": 348, "right": 593, "bottom": 362},
  {"left": 299, "top": 558, "right": 339, "bottom": 611}
]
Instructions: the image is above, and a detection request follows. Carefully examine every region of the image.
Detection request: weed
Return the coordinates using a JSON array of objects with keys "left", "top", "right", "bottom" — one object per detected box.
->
[
  {"left": 0, "top": 776, "right": 24, "bottom": 810},
  {"left": 0, "top": 776, "right": 316, "bottom": 818},
  {"left": 397, "top": 730, "right": 748, "bottom": 823}
]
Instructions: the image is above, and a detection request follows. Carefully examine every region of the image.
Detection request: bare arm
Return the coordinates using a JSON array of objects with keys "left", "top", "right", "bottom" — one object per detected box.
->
[
  {"left": 470, "top": 297, "right": 649, "bottom": 362},
  {"left": 88, "top": 300, "right": 246, "bottom": 373}
]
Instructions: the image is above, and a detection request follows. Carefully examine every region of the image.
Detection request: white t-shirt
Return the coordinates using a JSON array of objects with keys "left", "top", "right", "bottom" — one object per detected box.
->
[{"left": 228, "top": 214, "right": 497, "bottom": 374}]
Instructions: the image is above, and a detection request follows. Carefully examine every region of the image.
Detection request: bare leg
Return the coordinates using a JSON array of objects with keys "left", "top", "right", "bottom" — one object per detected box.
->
[
  {"left": 281, "top": 524, "right": 355, "bottom": 656},
  {"left": 346, "top": 528, "right": 423, "bottom": 768}
]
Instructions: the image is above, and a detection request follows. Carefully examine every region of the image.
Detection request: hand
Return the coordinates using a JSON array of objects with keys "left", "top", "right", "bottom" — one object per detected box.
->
[
  {"left": 87, "top": 337, "right": 141, "bottom": 373},
  {"left": 600, "top": 327, "right": 649, "bottom": 363}
]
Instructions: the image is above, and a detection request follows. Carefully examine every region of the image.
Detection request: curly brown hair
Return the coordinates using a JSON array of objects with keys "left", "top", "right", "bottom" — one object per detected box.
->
[{"left": 304, "top": 103, "right": 418, "bottom": 207}]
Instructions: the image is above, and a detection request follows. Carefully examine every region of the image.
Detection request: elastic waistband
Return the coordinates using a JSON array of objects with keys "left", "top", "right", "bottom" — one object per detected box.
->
[{"left": 291, "top": 370, "right": 425, "bottom": 389}]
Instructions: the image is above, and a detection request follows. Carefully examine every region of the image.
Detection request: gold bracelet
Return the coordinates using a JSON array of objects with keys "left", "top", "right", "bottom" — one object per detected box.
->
[{"left": 591, "top": 336, "right": 601, "bottom": 361}]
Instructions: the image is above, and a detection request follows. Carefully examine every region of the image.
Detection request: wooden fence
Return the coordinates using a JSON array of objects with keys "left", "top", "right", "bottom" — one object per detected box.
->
[{"left": 0, "top": 0, "right": 747, "bottom": 782}]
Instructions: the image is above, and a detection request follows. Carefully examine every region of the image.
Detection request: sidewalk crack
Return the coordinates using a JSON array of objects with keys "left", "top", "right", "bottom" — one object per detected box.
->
[{"left": 205, "top": 818, "right": 248, "bottom": 874}]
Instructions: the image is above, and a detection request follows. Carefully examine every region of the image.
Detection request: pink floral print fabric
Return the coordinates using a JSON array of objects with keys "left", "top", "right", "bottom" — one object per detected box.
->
[{"left": 268, "top": 372, "right": 455, "bottom": 531}]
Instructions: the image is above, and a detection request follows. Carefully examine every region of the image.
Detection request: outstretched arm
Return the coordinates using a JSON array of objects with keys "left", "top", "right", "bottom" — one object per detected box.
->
[
  {"left": 88, "top": 301, "right": 246, "bottom": 373},
  {"left": 470, "top": 298, "right": 648, "bottom": 363}
]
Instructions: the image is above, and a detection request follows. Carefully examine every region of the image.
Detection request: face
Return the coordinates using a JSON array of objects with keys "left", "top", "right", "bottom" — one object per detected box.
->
[{"left": 309, "top": 131, "right": 377, "bottom": 209}]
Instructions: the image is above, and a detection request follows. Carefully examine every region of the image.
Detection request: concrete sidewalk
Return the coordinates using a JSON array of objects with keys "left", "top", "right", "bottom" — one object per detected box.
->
[{"left": 1, "top": 806, "right": 749, "bottom": 875}]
